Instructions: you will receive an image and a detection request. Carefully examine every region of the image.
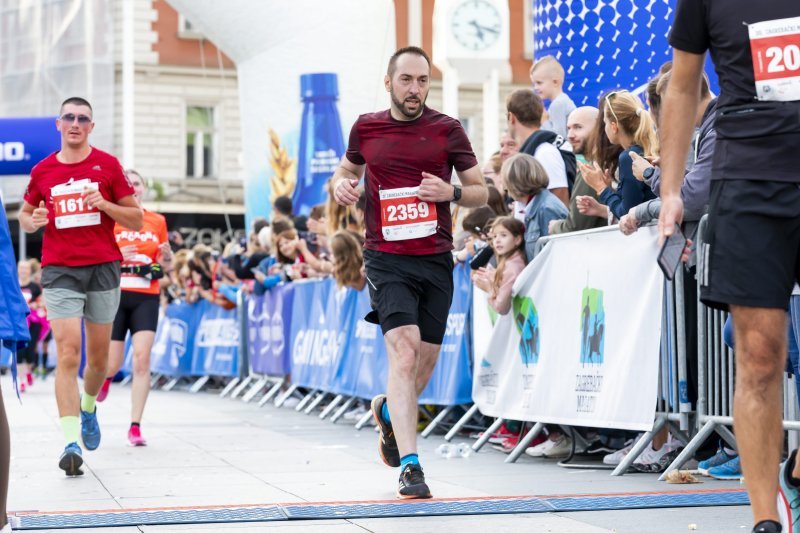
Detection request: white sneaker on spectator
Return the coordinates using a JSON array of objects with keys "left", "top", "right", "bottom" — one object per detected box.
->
[
  {"left": 543, "top": 435, "right": 574, "bottom": 458},
  {"left": 603, "top": 440, "right": 635, "bottom": 465},
  {"left": 525, "top": 438, "right": 557, "bottom": 457},
  {"left": 282, "top": 397, "right": 301, "bottom": 408},
  {"left": 343, "top": 404, "right": 367, "bottom": 421},
  {"left": 633, "top": 443, "right": 671, "bottom": 467}
]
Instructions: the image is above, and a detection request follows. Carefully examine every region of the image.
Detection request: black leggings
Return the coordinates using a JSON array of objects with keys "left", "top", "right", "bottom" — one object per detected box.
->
[{"left": 17, "top": 322, "right": 40, "bottom": 366}]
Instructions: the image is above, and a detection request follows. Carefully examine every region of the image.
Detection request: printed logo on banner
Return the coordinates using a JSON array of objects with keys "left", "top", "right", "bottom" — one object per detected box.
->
[
  {"left": 271, "top": 312, "right": 285, "bottom": 356},
  {"left": 292, "top": 329, "right": 344, "bottom": 366},
  {"left": 168, "top": 319, "right": 188, "bottom": 368},
  {"left": 196, "top": 318, "right": 239, "bottom": 348},
  {"left": 513, "top": 296, "right": 540, "bottom": 366},
  {"left": 580, "top": 287, "right": 605, "bottom": 365}
]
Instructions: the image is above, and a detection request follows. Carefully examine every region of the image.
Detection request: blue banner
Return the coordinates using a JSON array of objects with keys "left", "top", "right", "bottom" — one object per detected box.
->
[
  {"left": 288, "top": 279, "right": 344, "bottom": 390},
  {"left": 191, "top": 299, "right": 239, "bottom": 378},
  {"left": 247, "top": 284, "right": 293, "bottom": 376},
  {"left": 418, "top": 262, "right": 474, "bottom": 405},
  {"left": 150, "top": 302, "right": 197, "bottom": 377},
  {"left": 0, "top": 117, "right": 60, "bottom": 176},
  {"left": 340, "top": 288, "right": 388, "bottom": 400}
]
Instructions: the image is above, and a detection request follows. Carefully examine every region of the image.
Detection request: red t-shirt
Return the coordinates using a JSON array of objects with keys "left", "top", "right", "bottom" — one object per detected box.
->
[
  {"left": 346, "top": 107, "right": 478, "bottom": 255},
  {"left": 24, "top": 148, "right": 135, "bottom": 267},
  {"left": 115, "top": 210, "right": 168, "bottom": 295}
]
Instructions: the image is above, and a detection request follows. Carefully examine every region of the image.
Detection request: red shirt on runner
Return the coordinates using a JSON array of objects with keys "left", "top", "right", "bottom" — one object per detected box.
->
[
  {"left": 345, "top": 107, "right": 478, "bottom": 256},
  {"left": 24, "top": 148, "right": 135, "bottom": 268}
]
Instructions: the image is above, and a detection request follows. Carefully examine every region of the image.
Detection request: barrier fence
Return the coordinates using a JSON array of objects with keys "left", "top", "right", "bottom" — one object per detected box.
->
[{"left": 84, "top": 218, "right": 800, "bottom": 476}]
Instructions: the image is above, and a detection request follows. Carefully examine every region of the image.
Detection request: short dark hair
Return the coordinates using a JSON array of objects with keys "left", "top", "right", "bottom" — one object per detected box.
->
[
  {"left": 60, "top": 97, "right": 93, "bottom": 115},
  {"left": 273, "top": 195, "right": 293, "bottom": 216},
  {"left": 387, "top": 46, "right": 431, "bottom": 77},
  {"left": 506, "top": 89, "right": 544, "bottom": 128}
]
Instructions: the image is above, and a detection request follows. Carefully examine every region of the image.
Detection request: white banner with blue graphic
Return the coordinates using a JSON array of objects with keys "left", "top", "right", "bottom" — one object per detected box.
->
[{"left": 473, "top": 226, "right": 663, "bottom": 431}]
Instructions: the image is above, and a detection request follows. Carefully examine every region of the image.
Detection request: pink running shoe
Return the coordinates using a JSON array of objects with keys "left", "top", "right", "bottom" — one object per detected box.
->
[
  {"left": 127, "top": 425, "right": 147, "bottom": 447},
  {"left": 26, "top": 372, "right": 33, "bottom": 386},
  {"left": 19, "top": 382, "right": 26, "bottom": 393},
  {"left": 96, "top": 378, "right": 111, "bottom": 403}
]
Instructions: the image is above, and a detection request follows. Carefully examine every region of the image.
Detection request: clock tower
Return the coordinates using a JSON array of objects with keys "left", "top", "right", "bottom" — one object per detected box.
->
[{"left": 433, "top": 0, "right": 510, "bottom": 160}]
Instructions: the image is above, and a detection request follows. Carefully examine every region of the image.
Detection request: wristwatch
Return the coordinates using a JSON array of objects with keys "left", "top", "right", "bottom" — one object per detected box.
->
[
  {"left": 452, "top": 184, "right": 462, "bottom": 202},
  {"left": 642, "top": 166, "right": 656, "bottom": 180}
]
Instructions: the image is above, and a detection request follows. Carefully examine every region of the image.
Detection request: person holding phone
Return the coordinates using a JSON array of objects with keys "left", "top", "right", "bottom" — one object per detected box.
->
[
  {"left": 660, "top": 2, "right": 800, "bottom": 532},
  {"left": 97, "top": 170, "right": 170, "bottom": 448},
  {"left": 332, "top": 46, "right": 487, "bottom": 499}
]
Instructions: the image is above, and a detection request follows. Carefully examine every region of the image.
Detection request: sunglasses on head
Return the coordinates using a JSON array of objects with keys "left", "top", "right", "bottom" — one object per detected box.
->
[
  {"left": 604, "top": 90, "right": 627, "bottom": 123},
  {"left": 60, "top": 113, "right": 92, "bottom": 124}
]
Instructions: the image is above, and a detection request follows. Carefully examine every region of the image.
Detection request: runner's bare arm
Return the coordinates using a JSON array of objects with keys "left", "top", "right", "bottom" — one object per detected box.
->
[
  {"left": 454, "top": 164, "right": 488, "bottom": 207},
  {"left": 332, "top": 156, "right": 365, "bottom": 206},
  {"left": 18, "top": 201, "right": 48, "bottom": 233},
  {"left": 657, "top": 49, "right": 705, "bottom": 242},
  {"left": 85, "top": 191, "right": 144, "bottom": 231}
]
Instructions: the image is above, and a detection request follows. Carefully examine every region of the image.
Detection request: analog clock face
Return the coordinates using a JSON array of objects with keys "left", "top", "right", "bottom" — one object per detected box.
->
[{"left": 450, "top": 0, "right": 501, "bottom": 51}]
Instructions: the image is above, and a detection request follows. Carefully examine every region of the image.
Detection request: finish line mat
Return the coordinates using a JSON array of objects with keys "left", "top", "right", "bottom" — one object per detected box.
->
[{"left": 11, "top": 489, "right": 749, "bottom": 529}]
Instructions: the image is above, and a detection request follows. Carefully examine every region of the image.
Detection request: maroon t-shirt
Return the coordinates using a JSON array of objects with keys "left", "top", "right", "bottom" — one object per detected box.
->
[
  {"left": 346, "top": 107, "right": 478, "bottom": 256},
  {"left": 24, "top": 148, "right": 135, "bottom": 267}
]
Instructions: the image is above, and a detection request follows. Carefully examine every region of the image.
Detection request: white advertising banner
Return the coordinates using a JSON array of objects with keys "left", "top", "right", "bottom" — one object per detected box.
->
[{"left": 473, "top": 226, "right": 664, "bottom": 432}]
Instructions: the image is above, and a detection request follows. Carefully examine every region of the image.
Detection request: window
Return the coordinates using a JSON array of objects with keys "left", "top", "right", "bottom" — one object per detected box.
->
[
  {"left": 178, "top": 14, "right": 203, "bottom": 39},
  {"left": 186, "top": 106, "right": 216, "bottom": 178}
]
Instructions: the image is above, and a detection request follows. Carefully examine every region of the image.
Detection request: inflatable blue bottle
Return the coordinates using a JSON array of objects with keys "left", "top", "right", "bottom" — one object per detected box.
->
[{"left": 292, "top": 73, "right": 345, "bottom": 215}]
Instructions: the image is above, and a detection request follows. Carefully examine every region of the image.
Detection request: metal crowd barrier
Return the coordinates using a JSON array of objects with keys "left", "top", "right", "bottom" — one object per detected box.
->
[{"left": 659, "top": 215, "right": 800, "bottom": 479}]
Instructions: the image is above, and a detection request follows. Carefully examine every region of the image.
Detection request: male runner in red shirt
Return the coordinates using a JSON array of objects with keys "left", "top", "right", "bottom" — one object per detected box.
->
[
  {"left": 19, "top": 97, "right": 143, "bottom": 476},
  {"left": 333, "top": 46, "right": 487, "bottom": 498}
]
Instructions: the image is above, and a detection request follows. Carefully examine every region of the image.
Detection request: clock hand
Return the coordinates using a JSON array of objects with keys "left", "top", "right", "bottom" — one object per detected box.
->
[
  {"left": 469, "top": 19, "right": 486, "bottom": 41},
  {"left": 474, "top": 22, "right": 500, "bottom": 35}
]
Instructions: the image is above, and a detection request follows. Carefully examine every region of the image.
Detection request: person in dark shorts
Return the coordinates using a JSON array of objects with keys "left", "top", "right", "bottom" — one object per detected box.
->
[
  {"left": 97, "top": 170, "right": 171, "bottom": 448},
  {"left": 333, "top": 46, "right": 487, "bottom": 499},
  {"left": 660, "top": 2, "right": 800, "bottom": 532},
  {"left": 18, "top": 97, "right": 143, "bottom": 476}
]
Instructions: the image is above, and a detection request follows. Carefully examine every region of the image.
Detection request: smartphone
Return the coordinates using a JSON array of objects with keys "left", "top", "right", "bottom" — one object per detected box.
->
[
  {"left": 470, "top": 245, "right": 495, "bottom": 270},
  {"left": 657, "top": 224, "right": 686, "bottom": 281}
]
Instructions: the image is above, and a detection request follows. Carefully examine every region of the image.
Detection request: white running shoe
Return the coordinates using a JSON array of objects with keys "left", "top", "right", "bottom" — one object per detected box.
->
[
  {"left": 633, "top": 443, "right": 671, "bottom": 467},
  {"left": 603, "top": 440, "right": 635, "bottom": 465},
  {"left": 543, "top": 435, "right": 574, "bottom": 458},
  {"left": 525, "top": 438, "right": 557, "bottom": 457}
]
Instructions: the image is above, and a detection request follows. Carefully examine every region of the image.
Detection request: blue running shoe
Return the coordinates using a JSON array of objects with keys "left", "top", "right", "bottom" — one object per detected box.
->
[
  {"left": 708, "top": 455, "right": 742, "bottom": 480},
  {"left": 58, "top": 442, "right": 84, "bottom": 477},
  {"left": 80, "top": 407, "right": 101, "bottom": 451},
  {"left": 779, "top": 451, "right": 800, "bottom": 533},
  {"left": 698, "top": 448, "right": 737, "bottom": 476}
]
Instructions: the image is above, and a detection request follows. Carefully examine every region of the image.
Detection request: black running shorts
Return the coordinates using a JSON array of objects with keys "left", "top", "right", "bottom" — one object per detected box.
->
[
  {"left": 700, "top": 179, "right": 800, "bottom": 311},
  {"left": 363, "top": 249, "right": 454, "bottom": 345},
  {"left": 111, "top": 291, "right": 161, "bottom": 341}
]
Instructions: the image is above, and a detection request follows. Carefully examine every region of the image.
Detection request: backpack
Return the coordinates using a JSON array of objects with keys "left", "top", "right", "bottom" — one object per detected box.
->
[{"left": 521, "top": 130, "right": 578, "bottom": 195}]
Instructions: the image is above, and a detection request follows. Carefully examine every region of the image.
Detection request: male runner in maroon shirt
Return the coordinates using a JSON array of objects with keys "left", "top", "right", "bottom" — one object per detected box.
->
[{"left": 333, "top": 46, "right": 487, "bottom": 499}]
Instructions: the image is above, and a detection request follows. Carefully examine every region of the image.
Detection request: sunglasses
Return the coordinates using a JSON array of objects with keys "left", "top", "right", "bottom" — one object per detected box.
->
[
  {"left": 604, "top": 90, "right": 627, "bottom": 123},
  {"left": 60, "top": 113, "right": 92, "bottom": 124}
]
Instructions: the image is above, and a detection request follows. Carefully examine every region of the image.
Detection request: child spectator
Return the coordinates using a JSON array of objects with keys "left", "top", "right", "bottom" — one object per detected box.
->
[
  {"left": 502, "top": 153, "right": 568, "bottom": 262},
  {"left": 530, "top": 55, "right": 576, "bottom": 139},
  {"left": 275, "top": 229, "right": 308, "bottom": 281},
  {"left": 454, "top": 206, "right": 495, "bottom": 266},
  {"left": 330, "top": 230, "right": 366, "bottom": 291},
  {"left": 471, "top": 217, "right": 527, "bottom": 315},
  {"left": 579, "top": 90, "right": 658, "bottom": 221}
]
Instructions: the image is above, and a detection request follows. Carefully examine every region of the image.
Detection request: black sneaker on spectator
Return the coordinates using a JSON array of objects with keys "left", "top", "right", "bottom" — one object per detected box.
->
[
  {"left": 371, "top": 394, "right": 400, "bottom": 467},
  {"left": 582, "top": 439, "right": 616, "bottom": 456},
  {"left": 397, "top": 463, "right": 432, "bottom": 499}
]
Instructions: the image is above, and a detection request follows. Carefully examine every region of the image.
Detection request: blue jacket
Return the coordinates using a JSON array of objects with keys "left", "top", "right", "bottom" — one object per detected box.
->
[
  {"left": 599, "top": 145, "right": 656, "bottom": 220},
  {"left": 0, "top": 205, "right": 30, "bottom": 350},
  {"left": 253, "top": 256, "right": 283, "bottom": 295},
  {"left": 523, "top": 189, "right": 569, "bottom": 262}
]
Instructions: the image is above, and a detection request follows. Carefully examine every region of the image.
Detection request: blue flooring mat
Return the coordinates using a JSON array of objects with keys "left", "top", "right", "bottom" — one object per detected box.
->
[{"left": 12, "top": 490, "right": 749, "bottom": 530}]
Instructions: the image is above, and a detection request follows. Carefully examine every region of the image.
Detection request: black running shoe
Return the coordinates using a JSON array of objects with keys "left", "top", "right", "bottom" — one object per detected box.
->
[
  {"left": 397, "top": 463, "right": 432, "bottom": 499},
  {"left": 752, "top": 520, "right": 782, "bottom": 533},
  {"left": 371, "top": 394, "right": 400, "bottom": 467}
]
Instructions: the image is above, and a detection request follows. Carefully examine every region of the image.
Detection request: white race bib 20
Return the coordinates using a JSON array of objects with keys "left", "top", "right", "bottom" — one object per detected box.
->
[{"left": 749, "top": 16, "right": 800, "bottom": 102}]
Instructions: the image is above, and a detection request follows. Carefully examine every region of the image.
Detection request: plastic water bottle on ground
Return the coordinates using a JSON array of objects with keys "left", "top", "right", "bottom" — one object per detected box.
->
[
  {"left": 457, "top": 442, "right": 472, "bottom": 458},
  {"left": 436, "top": 444, "right": 457, "bottom": 458}
]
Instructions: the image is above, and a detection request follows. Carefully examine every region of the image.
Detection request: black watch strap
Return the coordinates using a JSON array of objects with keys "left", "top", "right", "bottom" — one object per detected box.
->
[{"left": 452, "top": 184, "right": 462, "bottom": 202}]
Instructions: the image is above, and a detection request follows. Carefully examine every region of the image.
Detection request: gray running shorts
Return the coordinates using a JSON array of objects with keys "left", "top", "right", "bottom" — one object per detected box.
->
[{"left": 42, "top": 261, "right": 121, "bottom": 324}]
